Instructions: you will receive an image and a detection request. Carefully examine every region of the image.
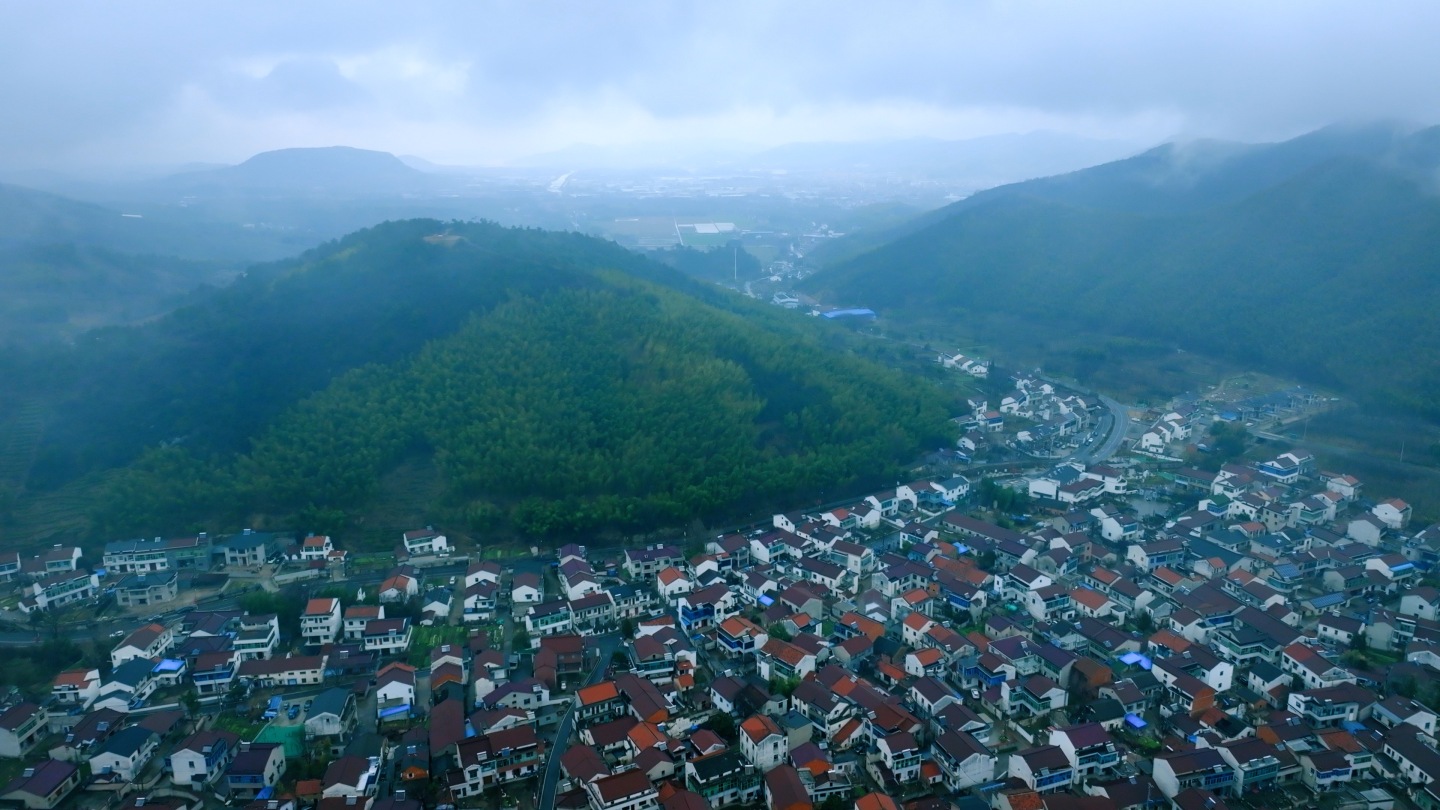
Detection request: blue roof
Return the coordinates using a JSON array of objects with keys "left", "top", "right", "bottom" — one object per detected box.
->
[
  {"left": 379, "top": 704, "right": 411, "bottom": 718},
  {"left": 1118, "top": 652, "right": 1152, "bottom": 670},
  {"left": 152, "top": 659, "right": 185, "bottom": 673},
  {"left": 1125, "top": 713, "right": 1147, "bottom": 728},
  {"left": 821, "top": 308, "right": 876, "bottom": 319},
  {"left": 758, "top": 595, "right": 774, "bottom": 606},
  {"left": 1392, "top": 562, "right": 1416, "bottom": 571},
  {"left": 1307, "top": 593, "right": 1346, "bottom": 609},
  {"left": 1273, "top": 564, "right": 1301, "bottom": 579},
  {"left": 256, "top": 787, "right": 274, "bottom": 800}
]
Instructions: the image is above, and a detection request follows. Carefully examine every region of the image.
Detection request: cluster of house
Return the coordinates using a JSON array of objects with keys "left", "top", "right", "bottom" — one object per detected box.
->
[
  {"left": 0, "top": 529, "right": 489, "bottom": 810},
  {"left": 522, "top": 453, "right": 1440, "bottom": 810},
  {"left": 953, "top": 376, "right": 1099, "bottom": 460},
  {"left": 937, "top": 352, "right": 990, "bottom": 378},
  {"left": 0, "top": 531, "right": 309, "bottom": 614},
  {"left": 0, "top": 636, "right": 427, "bottom": 810},
  {"left": 5, "top": 525, "right": 457, "bottom": 616}
]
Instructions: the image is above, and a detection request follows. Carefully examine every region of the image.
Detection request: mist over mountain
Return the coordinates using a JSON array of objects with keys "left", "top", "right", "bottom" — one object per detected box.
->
[
  {"left": 739, "top": 131, "right": 1145, "bottom": 183},
  {"left": 805, "top": 122, "right": 1440, "bottom": 418},
  {"left": 156, "top": 146, "right": 435, "bottom": 195}
]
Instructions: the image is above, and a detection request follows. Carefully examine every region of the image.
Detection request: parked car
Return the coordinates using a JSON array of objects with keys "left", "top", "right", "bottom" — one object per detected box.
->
[{"left": 287, "top": 704, "right": 300, "bottom": 720}]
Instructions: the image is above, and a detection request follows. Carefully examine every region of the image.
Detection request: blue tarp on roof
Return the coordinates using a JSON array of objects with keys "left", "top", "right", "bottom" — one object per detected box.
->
[
  {"left": 256, "top": 787, "right": 274, "bottom": 800},
  {"left": 379, "top": 704, "right": 411, "bottom": 718},
  {"left": 1118, "top": 652, "right": 1152, "bottom": 670},
  {"left": 153, "top": 659, "right": 184, "bottom": 673},
  {"left": 758, "top": 595, "right": 774, "bottom": 606},
  {"left": 822, "top": 308, "right": 876, "bottom": 319},
  {"left": 1125, "top": 713, "right": 1147, "bottom": 728},
  {"left": 1393, "top": 562, "right": 1416, "bottom": 571}
]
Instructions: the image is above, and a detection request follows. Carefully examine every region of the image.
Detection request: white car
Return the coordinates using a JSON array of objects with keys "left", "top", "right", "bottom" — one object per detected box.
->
[{"left": 110, "top": 630, "right": 125, "bottom": 638}]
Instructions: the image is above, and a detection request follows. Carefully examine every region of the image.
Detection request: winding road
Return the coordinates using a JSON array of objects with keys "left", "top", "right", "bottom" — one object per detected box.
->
[{"left": 538, "top": 631, "right": 623, "bottom": 810}]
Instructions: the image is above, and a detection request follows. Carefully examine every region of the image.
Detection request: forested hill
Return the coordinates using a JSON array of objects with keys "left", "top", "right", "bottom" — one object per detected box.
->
[
  {"left": 804, "top": 123, "right": 1440, "bottom": 419},
  {"left": 14, "top": 219, "right": 953, "bottom": 539}
]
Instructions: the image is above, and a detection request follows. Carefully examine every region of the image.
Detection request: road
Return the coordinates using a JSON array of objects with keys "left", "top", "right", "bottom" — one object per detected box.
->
[
  {"left": 1083, "top": 393, "right": 1133, "bottom": 463},
  {"left": 538, "top": 632, "right": 623, "bottom": 810}
]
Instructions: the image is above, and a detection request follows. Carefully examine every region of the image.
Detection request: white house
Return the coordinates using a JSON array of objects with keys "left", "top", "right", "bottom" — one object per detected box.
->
[
  {"left": 1373, "top": 499, "right": 1413, "bottom": 530},
  {"left": 301, "top": 598, "right": 342, "bottom": 647},
  {"left": 170, "top": 729, "right": 239, "bottom": 788},
  {"left": 739, "top": 714, "right": 787, "bottom": 772},
  {"left": 933, "top": 730, "right": 995, "bottom": 791},
  {"left": 88, "top": 726, "right": 158, "bottom": 782},
  {"left": 110, "top": 624, "right": 173, "bottom": 668},
  {"left": 299, "top": 535, "right": 334, "bottom": 561},
  {"left": 512, "top": 572, "right": 542, "bottom": 604},
  {"left": 401, "top": 528, "right": 449, "bottom": 557},
  {"left": 655, "top": 567, "right": 693, "bottom": 604}
]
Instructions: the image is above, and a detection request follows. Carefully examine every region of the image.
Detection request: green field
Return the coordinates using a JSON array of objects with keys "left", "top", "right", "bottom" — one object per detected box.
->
[{"left": 212, "top": 713, "right": 269, "bottom": 741}]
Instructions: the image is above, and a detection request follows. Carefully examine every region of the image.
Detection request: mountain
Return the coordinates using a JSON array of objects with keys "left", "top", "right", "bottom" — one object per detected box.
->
[
  {"left": 804, "top": 122, "right": 1440, "bottom": 418},
  {"left": 8, "top": 219, "right": 953, "bottom": 541},
  {"left": 740, "top": 131, "right": 1146, "bottom": 184},
  {"left": 158, "top": 146, "right": 433, "bottom": 195},
  {"left": 0, "top": 183, "right": 242, "bottom": 342}
]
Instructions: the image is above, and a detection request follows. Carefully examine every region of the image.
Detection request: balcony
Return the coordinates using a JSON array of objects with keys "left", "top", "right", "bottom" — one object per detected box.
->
[
  {"left": 1035, "top": 770, "right": 1071, "bottom": 789},
  {"left": 1078, "top": 749, "right": 1119, "bottom": 767}
]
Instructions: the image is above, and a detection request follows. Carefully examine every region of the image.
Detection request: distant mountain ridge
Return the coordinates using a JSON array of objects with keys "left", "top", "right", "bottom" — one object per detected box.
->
[
  {"left": 804, "top": 122, "right": 1440, "bottom": 419},
  {"left": 161, "top": 146, "right": 432, "bottom": 194}
]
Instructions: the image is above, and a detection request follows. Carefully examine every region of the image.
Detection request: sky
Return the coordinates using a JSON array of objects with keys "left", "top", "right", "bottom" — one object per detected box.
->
[{"left": 3, "top": 1, "right": 1439, "bottom": 170}]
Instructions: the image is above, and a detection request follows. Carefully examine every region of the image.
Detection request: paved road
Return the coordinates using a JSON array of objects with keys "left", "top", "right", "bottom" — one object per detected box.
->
[
  {"left": 1089, "top": 393, "right": 1133, "bottom": 462},
  {"left": 538, "top": 632, "right": 623, "bottom": 810}
]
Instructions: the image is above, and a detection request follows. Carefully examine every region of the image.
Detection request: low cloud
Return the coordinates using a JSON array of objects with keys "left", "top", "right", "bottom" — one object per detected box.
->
[{"left": 2, "top": 2, "right": 1439, "bottom": 169}]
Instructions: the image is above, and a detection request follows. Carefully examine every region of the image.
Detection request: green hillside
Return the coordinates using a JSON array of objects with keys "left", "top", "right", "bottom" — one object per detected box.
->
[
  {"left": 805, "top": 124, "right": 1440, "bottom": 419},
  {"left": 6, "top": 220, "right": 952, "bottom": 540}
]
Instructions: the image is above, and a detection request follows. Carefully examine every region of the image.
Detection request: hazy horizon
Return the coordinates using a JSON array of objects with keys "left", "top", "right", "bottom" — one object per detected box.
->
[{"left": 5, "top": 2, "right": 1440, "bottom": 172}]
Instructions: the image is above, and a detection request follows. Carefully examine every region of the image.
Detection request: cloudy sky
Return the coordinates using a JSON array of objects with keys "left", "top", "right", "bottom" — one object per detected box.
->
[{"left": 3, "top": 1, "right": 1438, "bottom": 169}]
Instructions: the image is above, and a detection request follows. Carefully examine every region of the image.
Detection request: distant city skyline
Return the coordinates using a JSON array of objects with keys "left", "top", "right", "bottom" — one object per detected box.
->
[{"left": 3, "top": 2, "right": 1439, "bottom": 170}]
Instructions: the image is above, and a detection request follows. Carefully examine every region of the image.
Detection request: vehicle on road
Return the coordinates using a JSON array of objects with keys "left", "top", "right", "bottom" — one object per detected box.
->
[
  {"left": 287, "top": 704, "right": 300, "bottom": 720},
  {"left": 110, "top": 630, "right": 125, "bottom": 638}
]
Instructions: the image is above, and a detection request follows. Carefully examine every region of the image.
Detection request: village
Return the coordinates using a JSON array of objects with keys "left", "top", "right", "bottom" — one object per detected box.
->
[{"left": 0, "top": 369, "right": 1437, "bottom": 810}]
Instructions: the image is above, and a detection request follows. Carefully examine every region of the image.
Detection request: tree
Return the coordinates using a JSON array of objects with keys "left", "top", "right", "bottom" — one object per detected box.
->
[
  {"left": 769, "top": 676, "right": 800, "bottom": 698},
  {"left": 707, "top": 712, "right": 737, "bottom": 742},
  {"left": 619, "top": 617, "right": 635, "bottom": 639},
  {"left": 1132, "top": 611, "right": 1154, "bottom": 634},
  {"left": 181, "top": 688, "right": 201, "bottom": 717},
  {"left": 512, "top": 628, "right": 531, "bottom": 650},
  {"left": 767, "top": 624, "right": 793, "bottom": 642}
]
